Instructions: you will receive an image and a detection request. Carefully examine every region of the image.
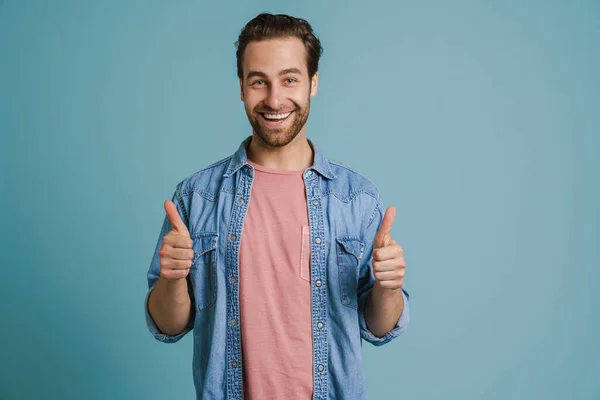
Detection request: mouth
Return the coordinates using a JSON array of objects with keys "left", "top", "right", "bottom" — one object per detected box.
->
[{"left": 259, "top": 111, "right": 294, "bottom": 125}]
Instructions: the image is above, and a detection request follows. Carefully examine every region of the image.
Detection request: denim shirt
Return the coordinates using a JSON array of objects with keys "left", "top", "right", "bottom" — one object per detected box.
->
[{"left": 145, "top": 136, "right": 410, "bottom": 399}]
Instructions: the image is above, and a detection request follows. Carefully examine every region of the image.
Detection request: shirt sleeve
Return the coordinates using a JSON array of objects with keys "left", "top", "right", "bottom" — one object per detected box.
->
[
  {"left": 358, "top": 287, "right": 410, "bottom": 346},
  {"left": 144, "top": 183, "right": 195, "bottom": 343},
  {"left": 356, "top": 196, "right": 411, "bottom": 346}
]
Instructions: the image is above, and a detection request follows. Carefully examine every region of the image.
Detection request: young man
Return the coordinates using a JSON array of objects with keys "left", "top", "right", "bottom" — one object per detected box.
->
[{"left": 145, "top": 13, "right": 410, "bottom": 400}]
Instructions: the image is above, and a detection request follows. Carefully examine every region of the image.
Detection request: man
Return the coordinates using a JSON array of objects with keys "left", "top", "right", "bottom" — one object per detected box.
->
[{"left": 145, "top": 13, "right": 410, "bottom": 400}]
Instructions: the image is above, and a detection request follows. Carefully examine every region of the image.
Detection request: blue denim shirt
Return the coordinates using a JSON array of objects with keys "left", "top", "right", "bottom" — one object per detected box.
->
[{"left": 145, "top": 136, "right": 410, "bottom": 399}]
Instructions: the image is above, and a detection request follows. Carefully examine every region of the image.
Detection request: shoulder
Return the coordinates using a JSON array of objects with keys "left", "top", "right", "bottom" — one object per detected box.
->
[
  {"left": 174, "top": 155, "right": 233, "bottom": 201},
  {"left": 325, "top": 159, "right": 382, "bottom": 203}
]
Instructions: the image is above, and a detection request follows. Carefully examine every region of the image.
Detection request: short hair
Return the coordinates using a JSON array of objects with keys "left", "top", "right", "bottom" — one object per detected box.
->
[{"left": 235, "top": 13, "right": 323, "bottom": 80}]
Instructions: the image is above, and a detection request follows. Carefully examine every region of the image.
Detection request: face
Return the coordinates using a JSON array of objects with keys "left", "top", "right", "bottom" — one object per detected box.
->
[{"left": 240, "top": 37, "right": 318, "bottom": 147}]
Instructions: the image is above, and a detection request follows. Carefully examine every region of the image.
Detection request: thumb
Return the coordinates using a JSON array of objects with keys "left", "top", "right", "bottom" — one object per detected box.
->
[
  {"left": 374, "top": 206, "right": 396, "bottom": 249},
  {"left": 164, "top": 200, "right": 190, "bottom": 236}
]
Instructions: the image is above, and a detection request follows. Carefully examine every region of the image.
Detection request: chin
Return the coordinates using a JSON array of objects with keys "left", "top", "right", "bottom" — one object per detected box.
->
[{"left": 257, "top": 129, "right": 298, "bottom": 147}]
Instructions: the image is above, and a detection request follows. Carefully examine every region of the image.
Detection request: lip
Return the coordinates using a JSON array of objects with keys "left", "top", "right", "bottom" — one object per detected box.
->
[{"left": 259, "top": 111, "right": 294, "bottom": 127}]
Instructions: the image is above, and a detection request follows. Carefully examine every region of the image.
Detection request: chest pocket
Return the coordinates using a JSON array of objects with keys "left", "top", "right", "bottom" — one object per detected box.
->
[
  {"left": 336, "top": 237, "right": 365, "bottom": 310},
  {"left": 189, "top": 232, "right": 218, "bottom": 312}
]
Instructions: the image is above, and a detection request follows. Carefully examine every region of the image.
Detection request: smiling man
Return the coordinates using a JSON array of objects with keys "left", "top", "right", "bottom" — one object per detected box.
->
[{"left": 145, "top": 13, "right": 410, "bottom": 400}]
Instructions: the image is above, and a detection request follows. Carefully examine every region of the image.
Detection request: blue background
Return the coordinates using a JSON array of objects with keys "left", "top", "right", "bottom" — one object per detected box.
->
[{"left": 1, "top": 1, "right": 598, "bottom": 399}]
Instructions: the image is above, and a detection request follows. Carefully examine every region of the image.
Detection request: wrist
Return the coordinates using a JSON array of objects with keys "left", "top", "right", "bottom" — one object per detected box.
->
[
  {"left": 373, "top": 281, "right": 401, "bottom": 297},
  {"left": 157, "top": 276, "right": 191, "bottom": 305}
]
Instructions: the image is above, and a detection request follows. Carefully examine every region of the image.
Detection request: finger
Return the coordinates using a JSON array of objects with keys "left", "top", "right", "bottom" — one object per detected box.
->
[
  {"left": 372, "top": 245, "right": 402, "bottom": 261},
  {"left": 164, "top": 200, "right": 190, "bottom": 236},
  {"left": 159, "top": 246, "right": 195, "bottom": 261},
  {"left": 374, "top": 269, "right": 404, "bottom": 281},
  {"left": 160, "top": 268, "right": 190, "bottom": 280},
  {"left": 372, "top": 258, "right": 405, "bottom": 272},
  {"left": 162, "top": 232, "right": 194, "bottom": 249},
  {"left": 376, "top": 279, "right": 404, "bottom": 290},
  {"left": 160, "top": 258, "right": 193, "bottom": 270},
  {"left": 374, "top": 206, "right": 396, "bottom": 249}
]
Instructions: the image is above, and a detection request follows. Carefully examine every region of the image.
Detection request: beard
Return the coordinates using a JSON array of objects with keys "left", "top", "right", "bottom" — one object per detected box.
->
[{"left": 245, "top": 95, "right": 311, "bottom": 148}]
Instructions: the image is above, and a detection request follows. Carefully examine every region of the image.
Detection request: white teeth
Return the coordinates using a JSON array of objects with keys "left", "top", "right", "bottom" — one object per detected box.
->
[{"left": 263, "top": 112, "right": 291, "bottom": 120}]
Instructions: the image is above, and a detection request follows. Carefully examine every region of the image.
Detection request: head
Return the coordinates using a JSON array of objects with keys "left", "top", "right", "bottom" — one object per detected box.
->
[{"left": 235, "top": 13, "right": 323, "bottom": 147}]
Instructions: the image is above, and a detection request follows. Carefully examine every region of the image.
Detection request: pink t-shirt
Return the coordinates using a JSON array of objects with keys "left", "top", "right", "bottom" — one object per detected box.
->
[{"left": 239, "top": 160, "right": 313, "bottom": 399}]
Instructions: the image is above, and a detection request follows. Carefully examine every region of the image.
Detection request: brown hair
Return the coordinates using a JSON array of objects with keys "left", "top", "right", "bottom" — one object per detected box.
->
[{"left": 235, "top": 13, "right": 323, "bottom": 80}]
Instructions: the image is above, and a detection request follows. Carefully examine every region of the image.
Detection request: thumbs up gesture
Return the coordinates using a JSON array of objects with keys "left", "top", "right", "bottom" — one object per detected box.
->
[
  {"left": 157, "top": 200, "right": 195, "bottom": 281},
  {"left": 372, "top": 206, "right": 406, "bottom": 291}
]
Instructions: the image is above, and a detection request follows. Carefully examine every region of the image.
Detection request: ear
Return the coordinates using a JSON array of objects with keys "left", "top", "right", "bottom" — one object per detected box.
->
[
  {"left": 310, "top": 72, "right": 319, "bottom": 97},
  {"left": 239, "top": 78, "right": 244, "bottom": 101}
]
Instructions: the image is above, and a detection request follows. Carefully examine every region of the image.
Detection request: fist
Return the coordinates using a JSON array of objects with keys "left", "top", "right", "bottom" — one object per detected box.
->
[
  {"left": 158, "top": 200, "right": 194, "bottom": 281},
  {"left": 372, "top": 206, "right": 406, "bottom": 291}
]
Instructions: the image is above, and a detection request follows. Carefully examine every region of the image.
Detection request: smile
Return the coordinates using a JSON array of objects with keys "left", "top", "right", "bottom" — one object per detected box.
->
[{"left": 259, "top": 111, "right": 293, "bottom": 122}]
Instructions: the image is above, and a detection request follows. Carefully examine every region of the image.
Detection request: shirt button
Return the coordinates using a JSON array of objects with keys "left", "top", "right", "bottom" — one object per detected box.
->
[
  {"left": 237, "top": 198, "right": 244, "bottom": 204},
  {"left": 318, "top": 364, "right": 324, "bottom": 372},
  {"left": 315, "top": 237, "right": 321, "bottom": 244},
  {"left": 231, "top": 319, "right": 237, "bottom": 326},
  {"left": 231, "top": 361, "right": 238, "bottom": 368},
  {"left": 312, "top": 200, "right": 318, "bottom": 205},
  {"left": 230, "top": 235, "right": 237, "bottom": 241},
  {"left": 315, "top": 280, "right": 322, "bottom": 287},
  {"left": 317, "top": 322, "right": 324, "bottom": 329},
  {"left": 230, "top": 276, "right": 236, "bottom": 283},
  {"left": 307, "top": 170, "right": 313, "bottom": 175}
]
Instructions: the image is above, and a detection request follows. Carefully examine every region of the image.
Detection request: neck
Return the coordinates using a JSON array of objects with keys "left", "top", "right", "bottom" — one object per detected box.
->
[{"left": 246, "top": 131, "right": 313, "bottom": 171}]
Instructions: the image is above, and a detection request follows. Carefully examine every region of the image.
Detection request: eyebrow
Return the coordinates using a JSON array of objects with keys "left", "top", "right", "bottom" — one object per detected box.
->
[{"left": 246, "top": 68, "right": 303, "bottom": 80}]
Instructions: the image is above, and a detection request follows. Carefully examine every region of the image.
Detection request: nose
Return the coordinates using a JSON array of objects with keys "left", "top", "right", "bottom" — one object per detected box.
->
[{"left": 264, "top": 84, "right": 282, "bottom": 111}]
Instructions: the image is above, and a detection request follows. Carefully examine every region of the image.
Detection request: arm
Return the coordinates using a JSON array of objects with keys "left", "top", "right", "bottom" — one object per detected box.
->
[
  {"left": 145, "top": 190, "right": 196, "bottom": 342},
  {"left": 357, "top": 198, "right": 410, "bottom": 345},
  {"left": 147, "top": 276, "right": 193, "bottom": 336},
  {"left": 365, "top": 283, "right": 405, "bottom": 338}
]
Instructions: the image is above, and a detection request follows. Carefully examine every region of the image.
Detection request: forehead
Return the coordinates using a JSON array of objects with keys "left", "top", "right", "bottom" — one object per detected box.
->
[{"left": 243, "top": 37, "right": 307, "bottom": 77}]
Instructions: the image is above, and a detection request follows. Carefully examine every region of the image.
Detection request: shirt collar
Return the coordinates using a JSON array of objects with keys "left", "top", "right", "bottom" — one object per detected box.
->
[{"left": 223, "top": 135, "right": 337, "bottom": 180}]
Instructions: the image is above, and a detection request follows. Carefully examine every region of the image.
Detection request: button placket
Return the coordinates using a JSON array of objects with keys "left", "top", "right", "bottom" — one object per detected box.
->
[
  {"left": 305, "top": 173, "right": 328, "bottom": 398},
  {"left": 226, "top": 171, "right": 253, "bottom": 399}
]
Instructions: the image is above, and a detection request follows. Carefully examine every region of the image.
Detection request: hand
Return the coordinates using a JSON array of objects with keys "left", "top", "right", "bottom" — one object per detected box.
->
[
  {"left": 158, "top": 200, "right": 194, "bottom": 281},
  {"left": 372, "top": 206, "right": 406, "bottom": 291}
]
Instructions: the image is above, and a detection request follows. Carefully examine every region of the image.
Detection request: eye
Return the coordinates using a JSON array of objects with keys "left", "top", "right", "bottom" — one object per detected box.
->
[
  {"left": 285, "top": 78, "right": 297, "bottom": 84},
  {"left": 252, "top": 80, "right": 265, "bottom": 86}
]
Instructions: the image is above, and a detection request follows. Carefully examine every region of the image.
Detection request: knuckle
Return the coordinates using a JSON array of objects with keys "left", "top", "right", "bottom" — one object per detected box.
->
[
  {"left": 372, "top": 250, "right": 380, "bottom": 261},
  {"left": 178, "top": 269, "right": 189, "bottom": 279},
  {"left": 161, "top": 259, "right": 172, "bottom": 270},
  {"left": 160, "top": 270, "right": 171, "bottom": 279}
]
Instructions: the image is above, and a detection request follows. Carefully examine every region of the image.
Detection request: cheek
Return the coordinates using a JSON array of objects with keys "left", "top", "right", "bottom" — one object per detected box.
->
[
  {"left": 290, "top": 94, "right": 309, "bottom": 109},
  {"left": 243, "top": 90, "right": 262, "bottom": 110},
  {"left": 244, "top": 98, "right": 259, "bottom": 113}
]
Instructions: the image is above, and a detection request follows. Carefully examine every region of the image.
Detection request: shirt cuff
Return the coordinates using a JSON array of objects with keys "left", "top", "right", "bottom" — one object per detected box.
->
[
  {"left": 145, "top": 286, "right": 193, "bottom": 343},
  {"left": 359, "top": 287, "right": 410, "bottom": 346}
]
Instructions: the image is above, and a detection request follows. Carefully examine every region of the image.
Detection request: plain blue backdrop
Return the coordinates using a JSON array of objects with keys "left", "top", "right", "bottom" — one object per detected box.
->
[{"left": 1, "top": 1, "right": 598, "bottom": 399}]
